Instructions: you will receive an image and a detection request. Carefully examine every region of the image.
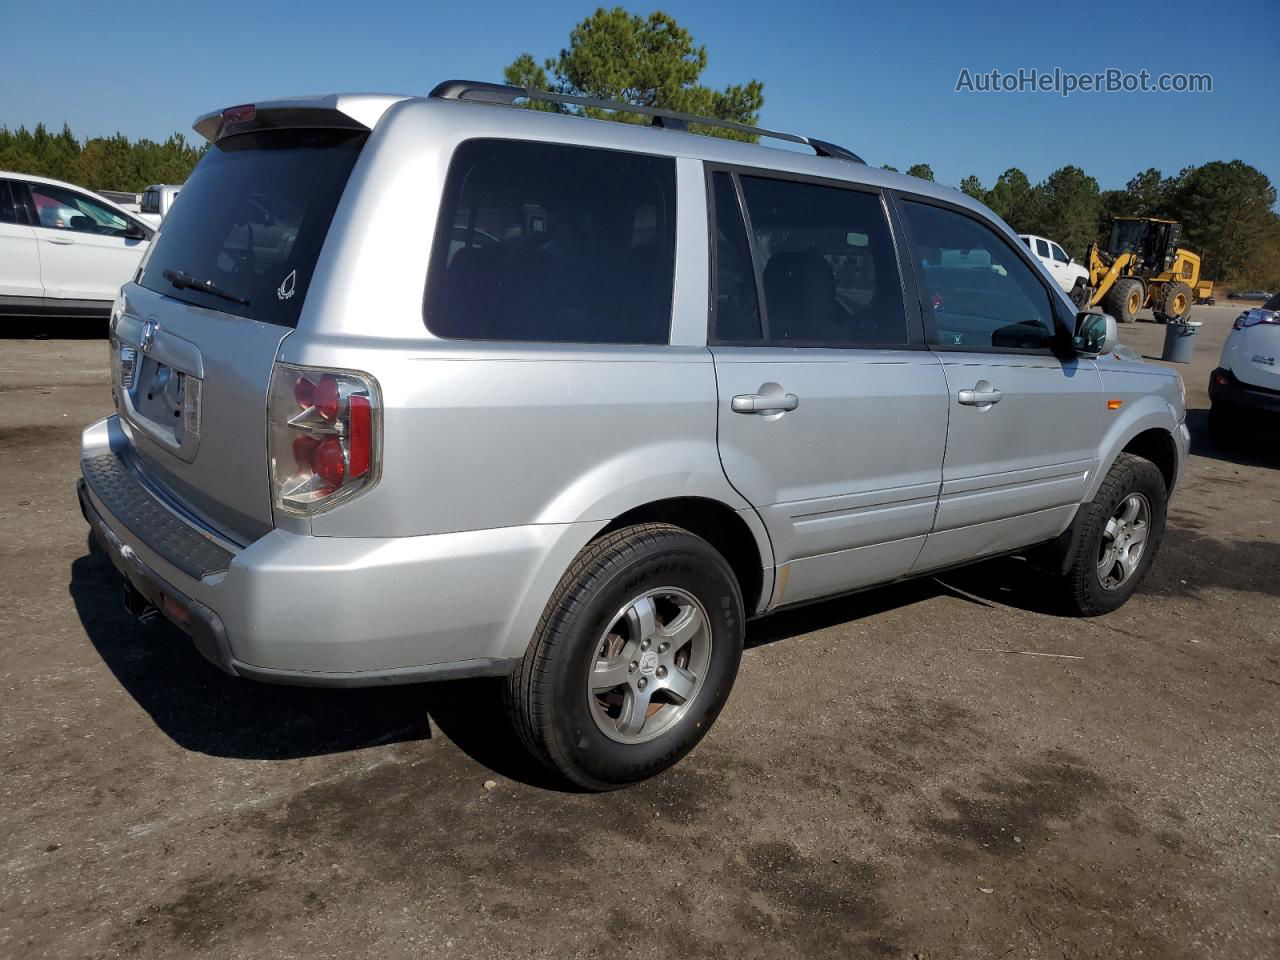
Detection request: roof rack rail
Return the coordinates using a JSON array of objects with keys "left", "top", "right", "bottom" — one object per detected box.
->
[{"left": 428, "top": 80, "right": 865, "bottom": 165}]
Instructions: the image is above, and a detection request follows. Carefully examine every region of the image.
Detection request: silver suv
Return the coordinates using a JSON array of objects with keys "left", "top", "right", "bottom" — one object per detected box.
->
[{"left": 79, "top": 81, "right": 1190, "bottom": 788}]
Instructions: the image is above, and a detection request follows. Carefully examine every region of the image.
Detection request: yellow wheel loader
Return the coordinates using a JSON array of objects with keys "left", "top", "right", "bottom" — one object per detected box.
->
[{"left": 1070, "top": 217, "right": 1201, "bottom": 323}]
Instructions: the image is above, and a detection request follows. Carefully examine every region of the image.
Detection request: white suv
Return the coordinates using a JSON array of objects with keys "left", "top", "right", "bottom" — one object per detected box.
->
[
  {"left": 1209, "top": 292, "right": 1280, "bottom": 443},
  {"left": 0, "top": 172, "right": 154, "bottom": 320}
]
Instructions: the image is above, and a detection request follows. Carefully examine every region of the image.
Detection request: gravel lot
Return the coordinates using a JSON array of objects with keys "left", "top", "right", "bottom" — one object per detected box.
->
[{"left": 1, "top": 303, "right": 1277, "bottom": 959}]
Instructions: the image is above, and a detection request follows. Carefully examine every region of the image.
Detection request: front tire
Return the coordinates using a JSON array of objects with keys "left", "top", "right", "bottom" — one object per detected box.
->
[
  {"left": 507, "top": 523, "right": 745, "bottom": 790},
  {"left": 1105, "top": 278, "right": 1144, "bottom": 323},
  {"left": 1055, "top": 453, "right": 1167, "bottom": 616}
]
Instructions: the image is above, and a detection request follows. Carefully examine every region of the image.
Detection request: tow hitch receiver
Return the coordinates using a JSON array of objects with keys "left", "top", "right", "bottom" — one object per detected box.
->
[{"left": 123, "top": 579, "right": 158, "bottom": 624}]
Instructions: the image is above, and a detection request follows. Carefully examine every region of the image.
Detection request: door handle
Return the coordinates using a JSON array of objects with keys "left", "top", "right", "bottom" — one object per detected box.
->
[
  {"left": 732, "top": 392, "right": 800, "bottom": 414},
  {"left": 957, "top": 381, "right": 1002, "bottom": 406},
  {"left": 44, "top": 236, "right": 75, "bottom": 245}
]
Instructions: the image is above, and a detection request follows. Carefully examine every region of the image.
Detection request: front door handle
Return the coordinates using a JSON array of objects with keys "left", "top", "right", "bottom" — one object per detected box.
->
[
  {"left": 957, "top": 380, "right": 1002, "bottom": 406},
  {"left": 732, "top": 392, "right": 800, "bottom": 414},
  {"left": 44, "top": 236, "right": 75, "bottom": 245}
]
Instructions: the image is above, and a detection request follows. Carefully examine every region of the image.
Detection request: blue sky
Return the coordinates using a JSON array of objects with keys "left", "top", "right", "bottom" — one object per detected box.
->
[{"left": 2, "top": 0, "right": 1276, "bottom": 195}]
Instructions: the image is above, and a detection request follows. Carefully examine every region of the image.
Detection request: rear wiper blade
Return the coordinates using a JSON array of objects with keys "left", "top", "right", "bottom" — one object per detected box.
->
[{"left": 162, "top": 269, "right": 250, "bottom": 306}]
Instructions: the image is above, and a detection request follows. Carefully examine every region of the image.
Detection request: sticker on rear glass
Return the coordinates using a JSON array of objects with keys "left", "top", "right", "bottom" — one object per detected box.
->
[{"left": 277, "top": 269, "right": 297, "bottom": 301}]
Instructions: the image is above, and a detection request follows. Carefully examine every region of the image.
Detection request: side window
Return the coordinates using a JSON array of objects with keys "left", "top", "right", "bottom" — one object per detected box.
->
[
  {"left": 425, "top": 140, "right": 676, "bottom": 344},
  {"left": 710, "top": 172, "right": 762, "bottom": 341},
  {"left": 141, "top": 190, "right": 160, "bottom": 215},
  {"left": 1034, "top": 238, "right": 1050, "bottom": 258},
  {"left": 28, "top": 183, "right": 130, "bottom": 236},
  {"left": 1050, "top": 242, "right": 1069, "bottom": 263},
  {"left": 736, "top": 175, "right": 908, "bottom": 346},
  {"left": 901, "top": 200, "right": 1057, "bottom": 351}
]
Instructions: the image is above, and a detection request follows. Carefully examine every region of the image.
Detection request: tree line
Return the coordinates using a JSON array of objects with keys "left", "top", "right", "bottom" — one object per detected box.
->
[
  {"left": 902, "top": 161, "right": 1276, "bottom": 288},
  {"left": 0, "top": 123, "right": 204, "bottom": 194}
]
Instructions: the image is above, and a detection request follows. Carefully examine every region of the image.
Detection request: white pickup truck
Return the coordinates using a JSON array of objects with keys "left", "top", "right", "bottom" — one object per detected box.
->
[{"left": 1020, "top": 233, "right": 1089, "bottom": 294}]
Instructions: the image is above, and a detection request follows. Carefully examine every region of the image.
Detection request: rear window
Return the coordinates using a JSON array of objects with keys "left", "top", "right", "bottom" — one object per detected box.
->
[
  {"left": 425, "top": 139, "right": 676, "bottom": 344},
  {"left": 139, "top": 128, "right": 366, "bottom": 327}
]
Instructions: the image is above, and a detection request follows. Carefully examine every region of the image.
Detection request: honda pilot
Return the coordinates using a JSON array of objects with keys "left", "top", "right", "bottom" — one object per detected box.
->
[{"left": 79, "top": 82, "right": 1190, "bottom": 789}]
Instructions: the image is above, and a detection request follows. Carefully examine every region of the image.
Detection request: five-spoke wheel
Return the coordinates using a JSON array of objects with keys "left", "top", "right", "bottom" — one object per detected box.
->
[
  {"left": 589, "top": 588, "right": 711, "bottom": 743},
  {"left": 1097, "top": 493, "right": 1150, "bottom": 591}
]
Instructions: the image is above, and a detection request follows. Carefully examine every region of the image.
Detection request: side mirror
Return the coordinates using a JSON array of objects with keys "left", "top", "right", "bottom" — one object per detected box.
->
[
  {"left": 124, "top": 221, "right": 148, "bottom": 241},
  {"left": 1074, "top": 310, "right": 1117, "bottom": 356}
]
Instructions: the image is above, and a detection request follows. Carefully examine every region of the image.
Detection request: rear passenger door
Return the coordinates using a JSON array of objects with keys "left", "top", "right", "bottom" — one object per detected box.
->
[
  {"left": 895, "top": 196, "right": 1103, "bottom": 572},
  {"left": 0, "top": 180, "right": 43, "bottom": 306},
  {"left": 708, "top": 169, "right": 949, "bottom": 608}
]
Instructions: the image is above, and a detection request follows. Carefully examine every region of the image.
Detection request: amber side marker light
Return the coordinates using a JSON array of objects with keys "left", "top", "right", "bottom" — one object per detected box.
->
[{"left": 1107, "top": 399, "right": 1124, "bottom": 410}]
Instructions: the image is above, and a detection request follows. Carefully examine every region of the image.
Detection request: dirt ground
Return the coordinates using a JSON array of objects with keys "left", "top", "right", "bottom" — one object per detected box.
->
[{"left": 1, "top": 303, "right": 1277, "bottom": 960}]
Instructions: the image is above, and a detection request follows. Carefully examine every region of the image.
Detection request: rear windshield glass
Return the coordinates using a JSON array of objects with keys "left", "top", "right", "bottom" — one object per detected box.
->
[
  {"left": 425, "top": 139, "right": 676, "bottom": 344},
  {"left": 138, "top": 128, "right": 366, "bottom": 327}
]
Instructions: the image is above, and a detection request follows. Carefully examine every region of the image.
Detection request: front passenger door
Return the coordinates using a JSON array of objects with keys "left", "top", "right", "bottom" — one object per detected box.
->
[
  {"left": 896, "top": 197, "right": 1104, "bottom": 573},
  {"left": 25, "top": 181, "right": 150, "bottom": 303}
]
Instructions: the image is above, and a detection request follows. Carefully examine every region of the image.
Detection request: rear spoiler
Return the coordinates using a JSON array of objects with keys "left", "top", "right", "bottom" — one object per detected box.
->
[{"left": 192, "top": 93, "right": 413, "bottom": 143}]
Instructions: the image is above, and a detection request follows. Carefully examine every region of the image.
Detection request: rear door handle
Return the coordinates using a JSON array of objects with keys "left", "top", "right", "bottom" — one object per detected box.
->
[
  {"left": 732, "top": 392, "right": 800, "bottom": 414},
  {"left": 957, "top": 381, "right": 1002, "bottom": 406},
  {"left": 44, "top": 236, "right": 75, "bottom": 245}
]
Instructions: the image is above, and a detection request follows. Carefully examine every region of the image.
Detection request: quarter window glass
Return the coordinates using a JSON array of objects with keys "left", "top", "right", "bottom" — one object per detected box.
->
[
  {"left": 902, "top": 200, "right": 1056, "bottom": 351},
  {"left": 711, "top": 172, "right": 762, "bottom": 341},
  {"left": 737, "top": 176, "right": 907, "bottom": 346},
  {"left": 0, "top": 181, "right": 19, "bottom": 224},
  {"left": 1050, "top": 242, "right": 1068, "bottom": 263},
  {"left": 426, "top": 140, "right": 676, "bottom": 344},
  {"left": 29, "top": 183, "right": 129, "bottom": 236},
  {"left": 1035, "top": 238, "right": 1049, "bottom": 257}
]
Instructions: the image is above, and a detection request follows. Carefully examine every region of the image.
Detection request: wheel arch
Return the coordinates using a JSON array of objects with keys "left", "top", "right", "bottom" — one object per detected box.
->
[
  {"left": 1088, "top": 405, "right": 1181, "bottom": 503},
  {"left": 1119, "top": 427, "right": 1178, "bottom": 492},
  {"left": 598, "top": 497, "right": 773, "bottom": 616}
]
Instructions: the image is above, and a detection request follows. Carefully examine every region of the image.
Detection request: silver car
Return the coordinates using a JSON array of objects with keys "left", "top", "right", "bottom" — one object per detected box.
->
[{"left": 79, "top": 81, "right": 1190, "bottom": 789}]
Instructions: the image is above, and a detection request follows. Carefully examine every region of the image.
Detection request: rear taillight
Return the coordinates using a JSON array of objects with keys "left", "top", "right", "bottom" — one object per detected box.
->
[
  {"left": 268, "top": 364, "right": 380, "bottom": 515},
  {"left": 1233, "top": 309, "right": 1280, "bottom": 330}
]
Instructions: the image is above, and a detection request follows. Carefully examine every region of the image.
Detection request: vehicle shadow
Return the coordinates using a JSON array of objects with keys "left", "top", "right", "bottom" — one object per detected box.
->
[
  {"left": 1184, "top": 408, "right": 1279, "bottom": 469},
  {"left": 0, "top": 318, "right": 108, "bottom": 340},
  {"left": 68, "top": 544, "right": 564, "bottom": 787},
  {"left": 744, "top": 578, "right": 945, "bottom": 649}
]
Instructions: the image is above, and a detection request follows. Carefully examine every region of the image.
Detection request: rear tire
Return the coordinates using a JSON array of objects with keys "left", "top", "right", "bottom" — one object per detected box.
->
[
  {"left": 1162, "top": 281, "right": 1194, "bottom": 322},
  {"left": 1105, "top": 278, "right": 1143, "bottom": 323},
  {"left": 506, "top": 523, "right": 745, "bottom": 790},
  {"left": 1054, "top": 453, "right": 1167, "bottom": 616}
]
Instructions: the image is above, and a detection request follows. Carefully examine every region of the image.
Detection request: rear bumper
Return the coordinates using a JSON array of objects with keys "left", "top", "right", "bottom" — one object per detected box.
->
[
  {"left": 77, "top": 416, "right": 581, "bottom": 686},
  {"left": 1209, "top": 368, "right": 1280, "bottom": 418}
]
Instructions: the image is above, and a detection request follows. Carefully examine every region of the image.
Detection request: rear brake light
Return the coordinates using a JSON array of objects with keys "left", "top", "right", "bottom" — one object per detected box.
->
[
  {"left": 1234, "top": 309, "right": 1280, "bottom": 330},
  {"left": 268, "top": 364, "right": 380, "bottom": 515},
  {"left": 222, "top": 104, "right": 256, "bottom": 124}
]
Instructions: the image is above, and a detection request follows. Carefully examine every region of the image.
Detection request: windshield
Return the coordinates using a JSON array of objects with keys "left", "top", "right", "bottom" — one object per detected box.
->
[
  {"left": 1107, "top": 220, "right": 1147, "bottom": 255},
  {"left": 1264, "top": 292, "right": 1280, "bottom": 312},
  {"left": 138, "top": 128, "right": 367, "bottom": 327}
]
